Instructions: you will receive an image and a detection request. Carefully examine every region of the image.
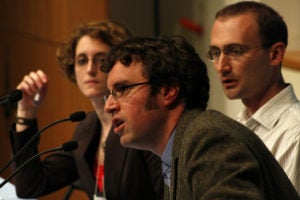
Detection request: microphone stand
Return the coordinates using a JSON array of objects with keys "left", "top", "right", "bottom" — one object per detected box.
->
[
  {"left": 0, "top": 141, "right": 78, "bottom": 188},
  {"left": 0, "top": 111, "right": 85, "bottom": 175},
  {"left": 0, "top": 118, "right": 69, "bottom": 175}
]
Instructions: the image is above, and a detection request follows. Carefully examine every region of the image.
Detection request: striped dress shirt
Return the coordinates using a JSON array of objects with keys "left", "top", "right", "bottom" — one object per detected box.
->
[{"left": 237, "top": 84, "right": 300, "bottom": 194}]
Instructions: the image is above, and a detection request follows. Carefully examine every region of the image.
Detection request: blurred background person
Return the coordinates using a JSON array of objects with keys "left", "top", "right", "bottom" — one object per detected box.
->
[{"left": 208, "top": 1, "right": 300, "bottom": 193}]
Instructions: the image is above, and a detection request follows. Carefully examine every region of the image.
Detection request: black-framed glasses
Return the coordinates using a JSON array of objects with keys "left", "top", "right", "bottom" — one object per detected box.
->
[
  {"left": 104, "top": 81, "right": 150, "bottom": 102},
  {"left": 205, "top": 44, "right": 270, "bottom": 62}
]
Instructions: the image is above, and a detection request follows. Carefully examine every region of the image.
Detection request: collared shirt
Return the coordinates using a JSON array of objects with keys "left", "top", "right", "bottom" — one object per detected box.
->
[
  {"left": 237, "top": 84, "right": 300, "bottom": 193},
  {"left": 161, "top": 131, "right": 175, "bottom": 187}
]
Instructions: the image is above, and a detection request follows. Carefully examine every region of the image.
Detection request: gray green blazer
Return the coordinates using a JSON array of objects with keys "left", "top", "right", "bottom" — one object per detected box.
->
[{"left": 164, "top": 109, "right": 299, "bottom": 200}]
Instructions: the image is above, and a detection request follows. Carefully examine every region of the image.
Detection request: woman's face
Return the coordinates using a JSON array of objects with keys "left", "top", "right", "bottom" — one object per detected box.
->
[{"left": 74, "top": 35, "right": 110, "bottom": 101}]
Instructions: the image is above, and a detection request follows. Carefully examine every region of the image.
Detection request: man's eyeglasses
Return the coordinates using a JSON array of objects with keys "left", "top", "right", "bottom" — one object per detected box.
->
[
  {"left": 104, "top": 82, "right": 149, "bottom": 102},
  {"left": 205, "top": 44, "right": 269, "bottom": 62}
]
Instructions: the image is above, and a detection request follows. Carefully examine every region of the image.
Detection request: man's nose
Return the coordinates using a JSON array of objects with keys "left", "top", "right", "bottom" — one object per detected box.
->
[
  {"left": 104, "top": 95, "right": 118, "bottom": 114},
  {"left": 214, "top": 54, "right": 232, "bottom": 75}
]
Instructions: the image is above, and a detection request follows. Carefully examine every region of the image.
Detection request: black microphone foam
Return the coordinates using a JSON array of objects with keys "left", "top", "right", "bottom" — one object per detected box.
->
[
  {"left": 69, "top": 111, "right": 86, "bottom": 122},
  {"left": 0, "top": 141, "right": 78, "bottom": 188},
  {"left": 0, "top": 111, "right": 86, "bottom": 175},
  {"left": 0, "top": 89, "right": 23, "bottom": 105},
  {"left": 9, "top": 90, "right": 23, "bottom": 103},
  {"left": 62, "top": 141, "right": 78, "bottom": 152}
]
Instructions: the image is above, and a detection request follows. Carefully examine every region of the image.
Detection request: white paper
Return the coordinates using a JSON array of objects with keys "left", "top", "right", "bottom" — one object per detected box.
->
[{"left": 0, "top": 177, "right": 36, "bottom": 200}]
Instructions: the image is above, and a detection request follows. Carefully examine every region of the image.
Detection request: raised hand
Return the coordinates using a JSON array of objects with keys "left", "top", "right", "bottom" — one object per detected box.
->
[{"left": 16, "top": 69, "right": 48, "bottom": 120}]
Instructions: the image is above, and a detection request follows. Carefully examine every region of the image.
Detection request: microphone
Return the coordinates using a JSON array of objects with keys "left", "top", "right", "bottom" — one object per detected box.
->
[
  {"left": 0, "top": 90, "right": 23, "bottom": 105},
  {"left": 0, "top": 141, "right": 78, "bottom": 188},
  {"left": 0, "top": 111, "right": 86, "bottom": 175},
  {"left": 69, "top": 111, "right": 86, "bottom": 122}
]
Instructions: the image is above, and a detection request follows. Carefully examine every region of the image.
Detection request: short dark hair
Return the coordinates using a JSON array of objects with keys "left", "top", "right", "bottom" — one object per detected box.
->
[
  {"left": 101, "top": 36, "right": 210, "bottom": 110},
  {"left": 216, "top": 1, "right": 288, "bottom": 47},
  {"left": 56, "top": 20, "right": 132, "bottom": 83}
]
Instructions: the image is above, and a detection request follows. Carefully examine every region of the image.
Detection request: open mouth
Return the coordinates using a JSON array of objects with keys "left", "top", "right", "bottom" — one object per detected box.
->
[
  {"left": 112, "top": 118, "right": 124, "bottom": 133},
  {"left": 222, "top": 78, "right": 237, "bottom": 88},
  {"left": 113, "top": 119, "right": 123, "bottom": 127}
]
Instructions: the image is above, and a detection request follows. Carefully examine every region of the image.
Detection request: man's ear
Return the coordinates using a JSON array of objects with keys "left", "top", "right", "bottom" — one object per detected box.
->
[
  {"left": 160, "top": 85, "right": 180, "bottom": 106},
  {"left": 270, "top": 42, "right": 286, "bottom": 66}
]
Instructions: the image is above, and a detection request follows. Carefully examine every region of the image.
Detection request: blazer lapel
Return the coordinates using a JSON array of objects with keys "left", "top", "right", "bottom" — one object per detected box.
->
[
  {"left": 74, "top": 112, "right": 100, "bottom": 196},
  {"left": 170, "top": 109, "right": 201, "bottom": 199},
  {"left": 170, "top": 157, "right": 178, "bottom": 200},
  {"left": 104, "top": 130, "right": 128, "bottom": 198}
]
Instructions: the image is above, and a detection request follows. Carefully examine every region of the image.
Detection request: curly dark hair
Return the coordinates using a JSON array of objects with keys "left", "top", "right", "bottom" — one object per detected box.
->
[
  {"left": 101, "top": 36, "right": 210, "bottom": 110},
  {"left": 56, "top": 20, "right": 132, "bottom": 83},
  {"left": 216, "top": 1, "right": 288, "bottom": 47}
]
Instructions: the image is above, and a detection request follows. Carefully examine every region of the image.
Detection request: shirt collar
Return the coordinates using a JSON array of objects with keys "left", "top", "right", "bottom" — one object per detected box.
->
[
  {"left": 237, "top": 84, "right": 298, "bottom": 130},
  {"left": 161, "top": 130, "right": 176, "bottom": 167}
]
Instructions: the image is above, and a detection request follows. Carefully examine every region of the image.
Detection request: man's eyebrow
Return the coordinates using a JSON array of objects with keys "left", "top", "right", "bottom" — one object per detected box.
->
[
  {"left": 111, "top": 80, "right": 130, "bottom": 88},
  {"left": 208, "top": 45, "right": 219, "bottom": 49},
  {"left": 75, "top": 53, "right": 87, "bottom": 58},
  {"left": 226, "top": 43, "right": 245, "bottom": 47},
  {"left": 209, "top": 43, "right": 246, "bottom": 49}
]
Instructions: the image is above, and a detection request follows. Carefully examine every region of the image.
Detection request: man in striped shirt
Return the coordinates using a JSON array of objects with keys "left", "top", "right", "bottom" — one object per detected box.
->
[{"left": 207, "top": 1, "right": 300, "bottom": 194}]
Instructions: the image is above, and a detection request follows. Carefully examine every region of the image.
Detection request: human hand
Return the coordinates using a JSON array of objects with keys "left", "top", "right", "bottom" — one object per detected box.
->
[{"left": 16, "top": 69, "right": 48, "bottom": 119}]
